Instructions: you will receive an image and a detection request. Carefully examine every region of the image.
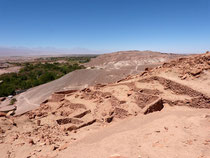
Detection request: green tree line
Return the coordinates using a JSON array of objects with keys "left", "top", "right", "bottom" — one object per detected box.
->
[{"left": 0, "top": 62, "right": 84, "bottom": 97}]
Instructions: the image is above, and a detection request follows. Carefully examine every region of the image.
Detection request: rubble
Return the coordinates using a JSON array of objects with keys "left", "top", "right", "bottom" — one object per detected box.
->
[{"left": 0, "top": 52, "right": 209, "bottom": 157}]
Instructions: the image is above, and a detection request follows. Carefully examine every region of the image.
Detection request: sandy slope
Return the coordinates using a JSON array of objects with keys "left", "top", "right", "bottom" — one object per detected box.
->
[
  {"left": 59, "top": 106, "right": 210, "bottom": 158},
  {"left": 14, "top": 68, "right": 145, "bottom": 115},
  {"left": 0, "top": 52, "right": 209, "bottom": 158}
]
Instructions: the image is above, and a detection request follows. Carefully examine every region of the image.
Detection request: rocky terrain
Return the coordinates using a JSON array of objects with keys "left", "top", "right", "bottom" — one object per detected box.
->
[
  {"left": 0, "top": 52, "right": 209, "bottom": 158},
  {"left": 0, "top": 50, "right": 182, "bottom": 115}
]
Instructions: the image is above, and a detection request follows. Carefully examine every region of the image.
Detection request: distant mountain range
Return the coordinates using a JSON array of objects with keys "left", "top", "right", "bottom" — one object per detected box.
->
[{"left": 0, "top": 47, "right": 105, "bottom": 56}]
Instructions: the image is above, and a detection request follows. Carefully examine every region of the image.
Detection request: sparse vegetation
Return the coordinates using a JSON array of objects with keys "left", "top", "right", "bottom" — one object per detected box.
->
[
  {"left": 35, "top": 56, "right": 97, "bottom": 64},
  {"left": 10, "top": 98, "right": 17, "bottom": 105},
  {"left": 0, "top": 56, "right": 95, "bottom": 97}
]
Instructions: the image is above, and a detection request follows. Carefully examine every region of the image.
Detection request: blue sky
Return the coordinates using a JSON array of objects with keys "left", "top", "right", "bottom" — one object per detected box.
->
[{"left": 0, "top": 0, "right": 209, "bottom": 54}]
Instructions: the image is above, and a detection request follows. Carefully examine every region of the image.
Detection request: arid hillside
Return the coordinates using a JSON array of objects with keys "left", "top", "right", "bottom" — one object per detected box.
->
[
  {"left": 0, "top": 52, "right": 209, "bottom": 158},
  {"left": 0, "top": 51, "right": 182, "bottom": 115},
  {"left": 85, "top": 50, "right": 182, "bottom": 71}
]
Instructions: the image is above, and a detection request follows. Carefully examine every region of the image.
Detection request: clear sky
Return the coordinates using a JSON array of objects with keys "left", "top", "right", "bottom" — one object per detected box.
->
[{"left": 0, "top": 0, "right": 209, "bottom": 54}]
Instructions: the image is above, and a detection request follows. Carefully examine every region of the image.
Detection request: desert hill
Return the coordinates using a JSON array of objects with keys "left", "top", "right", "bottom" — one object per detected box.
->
[
  {"left": 0, "top": 50, "right": 182, "bottom": 115},
  {"left": 0, "top": 52, "right": 209, "bottom": 158},
  {"left": 85, "top": 50, "right": 182, "bottom": 71}
]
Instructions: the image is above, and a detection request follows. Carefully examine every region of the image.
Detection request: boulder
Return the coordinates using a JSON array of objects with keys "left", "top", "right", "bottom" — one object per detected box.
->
[
  {"left": 73, "top": 109, "right": 91, "bottom": 118},
  {"left": 143, "top": 97, "right": 164, "bottom": 114},
  {"left": 56, "top": 118, "right": 83, "bottom": 125},
  {"left": 105, "top": 116, "right": 114, "bottom": 123},
  {"left": 67, "top": 125, "right": 78, "bottom": 131}
]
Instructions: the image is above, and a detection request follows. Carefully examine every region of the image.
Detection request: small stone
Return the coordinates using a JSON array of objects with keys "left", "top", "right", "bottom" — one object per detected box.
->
[
  {"left": 164, "top": 127, "right": 168, "bottom": 131},
  {"left": 105, "top": 95, "right": 111, "bottom": 98},
  {"left": 105, "top": 116, "right": 113, "bottom": 123},
  {"left": 34, "top": 148, "right": 42, "bottom": 152},
  {"left": 119, "top": 100, "right": 126, "bottom": 104},
  {"left": 0, "top": 127, "right": 5, "bottom": 134},
  {"left": 37, "top": 120, "right": 41, "bottom": 126},
  {"left": 180, "top": 75, "right": 187, "bottom": 80},
  {"left": 59, "top": 143, "right": 69, "bottom": 151},
  {"left": 67, "top": 125, "right": 78, "bottom": 132},
  {"left": 109, "top": 154, "right": 127, "bottom": 158},
  {"left": 127, "top": 93, "right": 131, "bottom": 97},
  {"left": 6, "top": 111, "right": 15, "bottom": 117},
  {"left": 28, "top": 139, "right": 34, "bottom": 145},
  {"left": 51, "top": 111, "right": 56, "bottom": 115},
  {"left": 51, "top": 145, "right": 59, "bottom": 151},
  {"left": 204, "top": 114, "right": 210, "bottom": 118}
]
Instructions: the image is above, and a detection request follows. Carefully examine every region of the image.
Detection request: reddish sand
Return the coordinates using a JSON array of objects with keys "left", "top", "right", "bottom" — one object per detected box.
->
[{"left": 0, "top": 52, "right": 209, "bottom": 158}]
